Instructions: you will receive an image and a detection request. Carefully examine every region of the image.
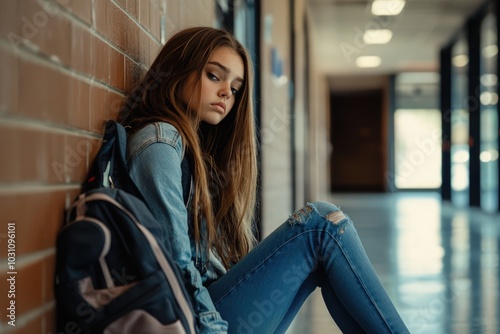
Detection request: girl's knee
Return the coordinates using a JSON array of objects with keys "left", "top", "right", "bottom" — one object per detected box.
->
[
  {"left": 309, "top": 201, "right": 348, "bottom": 225},
  {"left": 288, "top": 201, "right": 348, "bottom": 225}
]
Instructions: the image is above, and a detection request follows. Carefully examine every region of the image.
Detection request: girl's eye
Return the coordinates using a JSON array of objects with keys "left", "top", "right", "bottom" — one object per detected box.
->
[
  {"left": 231, "top": 88, "right": 239, "bottom": 95},
  {"left": 208, "top": 73, "right": 219, "bottom": 81}
]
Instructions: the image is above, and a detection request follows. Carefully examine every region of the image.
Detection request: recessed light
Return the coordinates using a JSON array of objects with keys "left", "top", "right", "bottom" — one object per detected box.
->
[
  {"left": 481, "top": 92, "right": 499, "bottom": 105},
  {"left": 452, "top": 55, "right": 469, "bottom": 67},
  {"left": 371, "top": 0, "right": 406, "bottom": 16},
  {"left": 363, "top": 29, "right": 393, "bottom": 44},
  {"left": 356, "top": 56, "right": 382, "bottom": 68},
  {"left": 480, "top": 73, "right": 497, "bottom": 86},
  {"left": 482, "top": 45, "right": 498, "bottom": 58}
]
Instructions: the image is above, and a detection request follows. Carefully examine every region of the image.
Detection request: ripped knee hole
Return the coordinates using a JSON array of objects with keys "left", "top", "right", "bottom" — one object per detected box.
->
[
  {"left": 326, "top": 211, "right": 346, "bottom": 225},
  {"left": 289, "top": 205, "right": 313, "bottom": 223}
]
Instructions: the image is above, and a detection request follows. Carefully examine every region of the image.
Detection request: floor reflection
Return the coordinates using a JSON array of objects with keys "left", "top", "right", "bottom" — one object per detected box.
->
[{"left": 287, "top": 192, "right": 500, "bottom": 334}]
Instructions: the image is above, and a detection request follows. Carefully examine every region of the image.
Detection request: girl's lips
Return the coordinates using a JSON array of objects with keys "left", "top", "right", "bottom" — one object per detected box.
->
[{"left": 212, "top": 102, "right": 226, "bottom": 114}]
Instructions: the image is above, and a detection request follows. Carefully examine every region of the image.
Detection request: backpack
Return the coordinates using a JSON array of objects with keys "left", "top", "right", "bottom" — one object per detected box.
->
[{"left": 54, "top": 120, "right": 197, "bottom": 334}]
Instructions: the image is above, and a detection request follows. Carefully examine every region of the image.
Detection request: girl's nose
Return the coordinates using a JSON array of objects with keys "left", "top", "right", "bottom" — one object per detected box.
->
[{"left": 218, "top": 83, "right": 232, "bottom": 99}]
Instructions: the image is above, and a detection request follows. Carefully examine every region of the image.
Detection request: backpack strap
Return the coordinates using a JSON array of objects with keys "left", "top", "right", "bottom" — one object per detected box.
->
[
  {"left": 82, "top": 121, "right": 145, "bottom": 201},
  {"left": 82, "top": 120, "right": 191, "bottom": 206}
]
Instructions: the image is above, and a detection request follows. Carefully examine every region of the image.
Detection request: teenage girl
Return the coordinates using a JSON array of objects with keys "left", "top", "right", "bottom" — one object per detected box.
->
[{"left": 119, "top": 26, "right": 409, "bottom": 334}]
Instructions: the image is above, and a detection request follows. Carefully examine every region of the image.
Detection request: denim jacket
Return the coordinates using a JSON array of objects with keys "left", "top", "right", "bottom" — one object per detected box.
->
[{"left": 127, "top": 122, "right": 228, "bottom": 333}]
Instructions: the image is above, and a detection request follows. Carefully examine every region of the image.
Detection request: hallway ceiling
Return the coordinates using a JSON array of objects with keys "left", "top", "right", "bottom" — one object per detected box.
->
[{"left": 309, "top": 0, "right": 488, "bottom": 78}]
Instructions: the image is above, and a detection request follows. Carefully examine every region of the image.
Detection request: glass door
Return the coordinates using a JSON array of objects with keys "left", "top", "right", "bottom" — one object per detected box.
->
[
  {"left": 393, "top": 73, "right": 442, "bottom": 189},
  {"left": 480, "top": 12, "right": 499, "bottom": 212},
  {"left": 450, "top": 36, "right": 470, "bottom": 207}
]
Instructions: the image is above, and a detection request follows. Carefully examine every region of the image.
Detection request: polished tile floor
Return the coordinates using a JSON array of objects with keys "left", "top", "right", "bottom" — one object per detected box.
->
[{"left": 287, "top": 192, "right": 500, "bottom": 334}]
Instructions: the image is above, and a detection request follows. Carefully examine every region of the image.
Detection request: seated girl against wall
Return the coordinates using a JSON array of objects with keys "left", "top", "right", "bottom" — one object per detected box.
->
[{"left": 119, "top": 26, "right": 409, "bottom": 334}]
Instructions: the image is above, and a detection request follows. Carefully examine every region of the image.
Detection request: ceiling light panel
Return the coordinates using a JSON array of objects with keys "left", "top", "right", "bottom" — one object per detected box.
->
[
  {"left": 356, "top": 56, "right": 382, "bottom": 68},
  {"left": 364, "top": 29, "right": 393, "bottom": 44},
  {"left": 371, "top": 0, "right": 406, "bottom": 16}
]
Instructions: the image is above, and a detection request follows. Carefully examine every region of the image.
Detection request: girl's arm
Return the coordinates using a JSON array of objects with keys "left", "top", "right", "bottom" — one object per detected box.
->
[{"left": 128, "top": 123, "right": 228, "bottom": 334}]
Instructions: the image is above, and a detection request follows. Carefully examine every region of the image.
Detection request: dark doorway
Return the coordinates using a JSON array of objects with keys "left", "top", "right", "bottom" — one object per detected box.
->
[{"left": 330, "top": 90, "right": 385, "bottom": 192}]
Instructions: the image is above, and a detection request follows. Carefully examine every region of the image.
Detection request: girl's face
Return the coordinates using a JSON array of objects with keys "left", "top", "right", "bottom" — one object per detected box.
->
[{"left": 183, "top": 47, "right": 245, "bottom": 125}]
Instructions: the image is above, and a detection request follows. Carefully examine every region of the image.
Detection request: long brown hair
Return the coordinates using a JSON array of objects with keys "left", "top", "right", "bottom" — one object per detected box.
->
[{"left": 119, "top": 27, "right": 257, "bottom": 268}]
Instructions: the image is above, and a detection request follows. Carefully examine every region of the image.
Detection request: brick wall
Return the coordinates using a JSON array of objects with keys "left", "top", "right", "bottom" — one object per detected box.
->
[{"left": 0, "top": 1, "right": 214, "bottom": 333}]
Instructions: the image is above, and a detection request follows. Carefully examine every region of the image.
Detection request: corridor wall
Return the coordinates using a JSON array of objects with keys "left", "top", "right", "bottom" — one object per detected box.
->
[{"left": 0, "top": 1, "right": 215, "bottom": 333}]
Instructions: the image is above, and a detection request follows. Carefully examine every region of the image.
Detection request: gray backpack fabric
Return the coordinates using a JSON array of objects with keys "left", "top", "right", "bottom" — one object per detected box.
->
[{"left": 54, "top": 121, "right": 197, "bottom": 334}]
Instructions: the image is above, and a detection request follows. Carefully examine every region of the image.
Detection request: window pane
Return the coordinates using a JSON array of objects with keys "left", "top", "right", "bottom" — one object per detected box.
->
[
  {"left": 394, "top": 109, "right": 442, "bottom": 189},
  {"left": 480, "top": 13, "right": 499, "bottom": 212},
  {"left": 451, "top": 36, "right": 469, "bottom": 207}
]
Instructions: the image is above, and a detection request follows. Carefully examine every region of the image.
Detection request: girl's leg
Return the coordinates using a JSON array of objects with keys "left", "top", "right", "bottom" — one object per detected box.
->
[
  {"left": 273, "top": 272, "right": 366, "bottom": 333},
  {"left": 207, "top": 201, "right": 409, "bottom": 333}
]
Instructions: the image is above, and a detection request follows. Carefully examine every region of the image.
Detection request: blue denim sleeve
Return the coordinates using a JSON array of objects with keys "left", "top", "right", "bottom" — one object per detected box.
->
[{"left": 128, "top": 138, "right": 228, "bottom": 334}]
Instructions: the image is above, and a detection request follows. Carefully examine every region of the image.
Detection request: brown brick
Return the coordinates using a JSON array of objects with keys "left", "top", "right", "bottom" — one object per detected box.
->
[
  {"left": 0, "top": 261, "right": 43, "bottom": 317},
  {"left": 95, "top": 0, "right": 151, "bottom": 67},
  {"left": 2, "top": 306, "right": 56, "bottom": 334},
  {"left": 44, "top": 254, "right": 56, "bottom": 303},
  {"left": 49, "top": 134, "right": 84, "bottom": 183},
  {"left": 126, "top": 0, "right": 139, "bottom": 20},
  {"left": 109, "top": 48, "right": 125, "bottom": 91},
  {"left": 138, "top": 0, "right": 150, "bottom": 31},
  {"left": 68, "top": 77, "right": 91, "bottom": 130},
  {"left": 15, "top": 1, "right": 72, "bottom": 67},
  {"left": 89, "top": 85, "right": 109, "bottom": 133},
  {"left": 7, "top": 313, "right": 43, "bottom": 334},
  {"left": 91, "top": 35, "right": 110, "bottom": 84},
  {"left": 125, "top": 17, "right": 140, "bottom": 63},
  {"left": 47, "top": 67, "right": 71, "bottom": 124},
  {"left": 44, "top": 306, "right": 56, "bottom": 334},
  {"left": 64, "top": 135, "right": 99, "bottom": 184},
  {"left": 108, "top": 91, "right": 125, "bottom": 122},
  {"left": 137, "top": 29, "right": 151, "bottom": 67},
  {"left": 124, "top": 57, "right": 142, "bottom": 92},
  {"left": 0, "top": 191, "right": 66, "bottom": 258},
  {"left": 109, "top": 2, "right": 129, "bottom": 52},
  {"left": 46, "top": 131, "right": 69, "bottom": 183},
  {"left": 61, "top": 0, "right": 92, "bottom": 25},
  {"left": 0, "top": 126, "right": 100, "bottom": 185},
  {"left": 115, "top": 0, "right": 127, "bottom": 10},
  {"left": 71, "top": 21, "right": 93, "bottom": 75},
  {"left": 0, "top": 125, "right": 22, "bottom": 182},
  {"left": 0, "top": 129, "right": 15, "bottom": 180},
  {"left": 0, "top": 48, "right": 19, "bottom": 115},
  {"left": 94, "top": 0, "right": 108, "bottom": 36},
  {"left": 42, "top": 7, "right": 72, "bottom": 66},
  {"left": 0, "top": 1, "right": 18, "bottom": 40},
  {"left": 17, "top": 58, "right": 50, "bottom": 119},
  {"left": 0, "top": 125, "right": 66, "bottom": 183},
  {"left": 13, "top": 0, "right": 46, "bottom": 52},
  {"left": 95, "top": 0, "right": 128, "bottom": 53},
  {"left": 17, "top": 59, "right": 70, "bottom": 124}
]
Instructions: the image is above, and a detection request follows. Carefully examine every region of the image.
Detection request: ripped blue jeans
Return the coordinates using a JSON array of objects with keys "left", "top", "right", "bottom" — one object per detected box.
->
[{"left": 207, "top": 202, "right": 409, "bottom": 333}]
